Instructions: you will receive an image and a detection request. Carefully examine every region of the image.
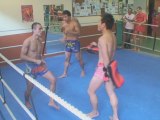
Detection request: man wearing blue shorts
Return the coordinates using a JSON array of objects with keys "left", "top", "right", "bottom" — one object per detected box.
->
[
  {"left": 20, "top": 22, "right": 59, "bottom": 109},
  {"left": 59, "top": 10, "right": 85, "bottom": 78}
]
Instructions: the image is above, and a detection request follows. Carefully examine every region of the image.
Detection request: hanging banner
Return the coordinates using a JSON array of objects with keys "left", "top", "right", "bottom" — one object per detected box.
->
[{"left": 21, "top": 5, "right": 34, "bottom": 22}]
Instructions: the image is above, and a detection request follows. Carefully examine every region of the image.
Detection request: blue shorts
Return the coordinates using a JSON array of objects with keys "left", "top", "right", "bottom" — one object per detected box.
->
[
  {"left": 65, "top": 40, "right": 80, "bottom": 53},
  {"left": 25, "top": 62, "right": 48, "bottom": 78}
]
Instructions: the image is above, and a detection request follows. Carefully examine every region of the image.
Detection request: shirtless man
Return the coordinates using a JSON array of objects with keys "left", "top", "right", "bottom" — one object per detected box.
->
[
  {"left": 20, "top": 22, "right": 59, "bottom": 110},
  {"left": 59, "top": 10, "right": 85, "bottom": 78},
  {"left": 87, "top": 13, "right": 119, "bottom": 120}
]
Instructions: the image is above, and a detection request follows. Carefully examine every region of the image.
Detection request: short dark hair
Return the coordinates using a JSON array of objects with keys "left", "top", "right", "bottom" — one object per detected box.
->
[
  {"left": 31, "top": 22, "right": 41, "bottom": 30},
  {"left": 63, "top": 10, "right": 71, "bottom": 16},
  {"left": 101, "top": 13, "right": 115, "bottom": 30},
  {"left": 137, "top": 6, "right": 142, "bottom": 10},
  {"left": 128, "top": 8, "right": 132, "bottom": 11}
]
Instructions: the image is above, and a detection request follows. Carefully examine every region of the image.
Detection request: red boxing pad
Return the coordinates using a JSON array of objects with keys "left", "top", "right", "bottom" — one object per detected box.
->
[
  {"left": 108, "top": 60, "right": 124, "bottom": 88},
  {"left": 85, "top": 45, "right": 99, "bottom": 54},
  {"left": 86, "top": 45, "right": 99, "bottom": 51}
]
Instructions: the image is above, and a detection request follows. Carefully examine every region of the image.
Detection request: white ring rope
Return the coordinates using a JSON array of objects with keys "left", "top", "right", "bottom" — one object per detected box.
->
[
  {"left": 80, "top": 34, "right": 101, "bottom": 38},
  {"left": 0, "top": 34, "right": 101, "bottom": 50},
  {"left": 123, "top": 42, "right": 153, "bottom": 50},
  {"left": 0, "top": 53, "right": 92, "bottom": 120},
  {"left": 47, "top": 43, "right": 62, "bottom": 46},
  {"left": 0, "top": 46, "right": 87, "bottom": 64},
  {"left": 119, "top": 20, "right": 159, "bottom": 27},
  {"left": 0, "top": 41, "right": 59, "bottom": 50},
  {"left": 0, "top": 58, "right": 21, "bottom": 64},
  {"left": 1, "top": 30, "right": 159, "bottom": 50},
  {"left": 0, "top": 95, "right": 16, "bottom": 120},
  {"left": 47, "top": 24, "right": 61, "bottom": 28},
  {"left": 0, "top": 20, "right": 159, "bottom": 33},
  {"left": 0, "top": 31, "right": 160, "bottom": 63},
  {"left": 0, "top": 78, "right": 36, "bottom": 120},
  {"left": 123, "top": 32, "right": 158, "bottom": 39},
  {"left": 0, "top": 24, "right": 97, "bottom": 33},
  {"left": 44, "top": 40, "right": 59, "bottom": 43},
  {"left": 45, "top": 14, "right": 159, "bottom": 27},
  {"left": 43, "top": 50, "right": 65, "bottom": 56},
  {"left": 0, "top": 44, "right": 160, "bottom": 64},
  {"left": 0, "top": 44, "right": 23, "bottom": 50},
  {"left": 0, "top": 28, "right": 31, "bottom": 32},
  {"left": 154, "top": 49, "right": 160, "bottom": 53},
  {"left": 0, "top": 26, "right": 47, "bottom": 33},
  {"left": 131, "top": 22, "right": 159, "bottom": 27}
]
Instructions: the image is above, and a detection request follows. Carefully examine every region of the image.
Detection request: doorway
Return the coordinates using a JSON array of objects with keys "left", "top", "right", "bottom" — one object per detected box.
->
[{"left": 147, "top": 0, "right": 155, "bottom": 35}]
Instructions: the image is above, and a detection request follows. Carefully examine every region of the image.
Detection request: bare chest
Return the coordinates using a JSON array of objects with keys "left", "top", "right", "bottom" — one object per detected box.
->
[
  {"left": 63, "top": 22, "right": 75, "bottom": 31},
  {"left": 29, "top": 40, "right": 41, "bottom": 53}
]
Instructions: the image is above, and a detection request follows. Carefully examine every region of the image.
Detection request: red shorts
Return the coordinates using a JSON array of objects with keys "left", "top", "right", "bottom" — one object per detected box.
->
[
  {"left": 26, "top": 62, "right": 48, "bottom": 78},
  {"left": 135, "top": 25, "right": 145, "bottom": 33},
  {"left": 94, "top": 62, "right": 109, "bottom": 82}
]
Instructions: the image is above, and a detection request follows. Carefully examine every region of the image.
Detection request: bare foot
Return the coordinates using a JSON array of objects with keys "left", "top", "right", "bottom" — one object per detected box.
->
[
  {"left": 58, "top": 74, "right": 67, "bottom": 78},
  {"left": 48, "top": 101, "right": 60, "bottom": 110},
  {"left": 109, "top": 116, "right": 119, "bottom": 120},
  {"left": 87, "top": 111, "right": 99, "bottom": 118},
  {"left": 81, "top": 70, "right": 85, "bottom": 77},
  {"left": 25, "top": 101, "right": 32, "bottom": 109}
]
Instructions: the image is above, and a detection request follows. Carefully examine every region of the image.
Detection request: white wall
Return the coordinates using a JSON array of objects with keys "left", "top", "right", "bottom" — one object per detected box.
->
[
  {"left": 0, "top": 0, "right": 32, "bottom": 35},
  {"left": 0, "top": 0, "right": 64, "bottom": 36},
  {"left": 134, "top": 0, "right": 148, "bottom": 12},
  {"left": 0, "top": 0, "right": 149, "bottom": 36}
]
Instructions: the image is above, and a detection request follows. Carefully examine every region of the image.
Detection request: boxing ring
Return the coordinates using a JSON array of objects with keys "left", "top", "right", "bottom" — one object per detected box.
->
[
  {"left": 1, "top": 48, "right": 160, "bottom": 120},
  {"left": 1, "top": 22, "right": 160, "bottom": 120}
]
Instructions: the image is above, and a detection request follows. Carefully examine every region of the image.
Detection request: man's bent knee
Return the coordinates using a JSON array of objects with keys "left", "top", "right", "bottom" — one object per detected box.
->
[
  {"left": 88, "top": 87, "right": 95, "bottom": 96},
  {"left": 65, "top": 57, "right": 70, "bottom": 63},
  {"left": 50, "top": 78, "right": 56, "bottom": 85}
]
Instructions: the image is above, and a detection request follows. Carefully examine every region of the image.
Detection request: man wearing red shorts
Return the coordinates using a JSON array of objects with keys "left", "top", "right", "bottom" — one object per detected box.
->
[{"left": 134, "top": 6, "right": 147, "bottom": 50}]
